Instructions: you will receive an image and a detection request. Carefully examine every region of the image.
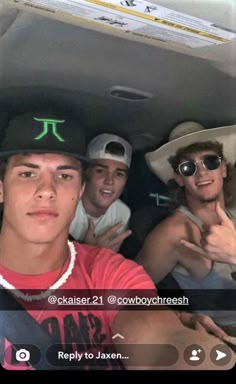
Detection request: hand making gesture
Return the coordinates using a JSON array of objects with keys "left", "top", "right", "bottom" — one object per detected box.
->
[
  {"left": 84, "top": 220, "right": 132, "bottom": 252},
  {"left": 181, "top": 202, "right": 236, "bottom": 265}
]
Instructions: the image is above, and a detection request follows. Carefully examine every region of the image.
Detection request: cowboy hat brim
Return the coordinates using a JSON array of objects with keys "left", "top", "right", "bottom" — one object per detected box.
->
[{"left": 145, "top": 124, "right": 236, "bottom": 184}]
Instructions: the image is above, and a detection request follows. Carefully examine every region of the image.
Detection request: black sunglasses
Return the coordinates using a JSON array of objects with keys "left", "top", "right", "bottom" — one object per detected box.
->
[{"left": 177, "top": 155, "right": 222, "bottom": 177}]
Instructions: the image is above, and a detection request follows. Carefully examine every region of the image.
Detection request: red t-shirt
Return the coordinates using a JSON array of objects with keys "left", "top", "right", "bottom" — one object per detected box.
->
[{"left": 0, "top": 242, "right": 155, "bottom": 370}]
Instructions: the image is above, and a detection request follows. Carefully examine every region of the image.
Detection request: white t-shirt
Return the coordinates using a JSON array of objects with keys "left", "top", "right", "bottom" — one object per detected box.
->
[{"left": 69, "top": 199, "right": 131, "bottom": 241}]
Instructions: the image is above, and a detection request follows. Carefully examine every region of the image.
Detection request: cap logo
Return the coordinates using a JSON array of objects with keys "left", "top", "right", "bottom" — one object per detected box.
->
[{"left": 33, "top": 117, "right": 65, "bottom": 142}]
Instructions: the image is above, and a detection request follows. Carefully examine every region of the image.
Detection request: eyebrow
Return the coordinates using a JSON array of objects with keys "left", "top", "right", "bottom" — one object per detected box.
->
[
  {"left": 94, "top": 163, "right": 128, "bottom": 173},
  {"left": 181, "top": 153, "right": 217, "bottom": 161},
  {"left": 12, "top": 162, "right": 80, "bottom": 172}
]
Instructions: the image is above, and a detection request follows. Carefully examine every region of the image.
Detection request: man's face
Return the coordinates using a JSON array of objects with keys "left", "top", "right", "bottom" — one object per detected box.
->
[
  {"left": 174, "top": 150, "right": 227, "bottom": 204},
  {"left": 84, "top": 158, "right": 128, "bottom": 212},
  {"left": 0, "top": 153, "right": 84, "bottom": 243}
]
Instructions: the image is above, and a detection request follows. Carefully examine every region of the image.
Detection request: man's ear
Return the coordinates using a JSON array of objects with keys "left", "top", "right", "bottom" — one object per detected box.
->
[
  {"left": 173, "top": 172, "right": 184, "bottom": 187},
  {"left": 79, "top": 182, "right": 85, "bottom": 199},
  {"left": 0, "top": 180, "right": 4, "bottom": 203}
]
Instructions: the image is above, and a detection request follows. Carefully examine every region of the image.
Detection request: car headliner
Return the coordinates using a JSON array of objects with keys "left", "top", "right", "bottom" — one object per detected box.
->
[{"left": 0, "top": 0, "right": 236, "bottom": 152}]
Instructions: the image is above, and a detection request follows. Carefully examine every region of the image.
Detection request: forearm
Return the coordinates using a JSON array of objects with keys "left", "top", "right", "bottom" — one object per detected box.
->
[
  {"left": 136, "top": 249, "right": 178, "bottom": 283},
  {"left": 112, "top": 310, "right": 233, "bottom": 370}
]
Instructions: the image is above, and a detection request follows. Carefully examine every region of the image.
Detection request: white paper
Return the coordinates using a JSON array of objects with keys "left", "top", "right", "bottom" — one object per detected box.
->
[{"left": 6, "top": 0, "right": 236, "bottom": 48}]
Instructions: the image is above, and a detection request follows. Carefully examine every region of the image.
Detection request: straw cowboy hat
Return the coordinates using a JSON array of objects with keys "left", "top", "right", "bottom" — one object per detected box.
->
[{"left": 145, "top": 121, "right": 236, "bottom": 184}]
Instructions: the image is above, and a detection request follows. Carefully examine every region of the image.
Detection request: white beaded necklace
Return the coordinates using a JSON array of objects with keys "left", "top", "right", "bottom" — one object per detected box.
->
[{"left": 0, "top": 240, "right": 76, "bottom": 302}]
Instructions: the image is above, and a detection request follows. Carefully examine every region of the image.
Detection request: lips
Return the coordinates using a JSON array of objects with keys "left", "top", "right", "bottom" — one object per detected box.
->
[
  {"left": 27, "top": 209, "right": 58, "bottom": 218},
  {"left": 196, "top": 180, "right": 213, "bottom": 187},
  {"left": 99, "top": 189, "right": 113, "bottom": 197}
]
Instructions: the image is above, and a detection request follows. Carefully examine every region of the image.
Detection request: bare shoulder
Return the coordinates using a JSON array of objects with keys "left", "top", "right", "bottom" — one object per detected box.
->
[{"left": 148, "top": 210, "right": 194, "bottom": 241}]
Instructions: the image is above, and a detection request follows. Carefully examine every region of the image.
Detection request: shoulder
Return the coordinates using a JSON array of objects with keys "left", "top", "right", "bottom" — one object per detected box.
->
[
  {"left": 109, "top": 199, "right": 131, "bottom": 216},
  {"left": 151, "top": 209, "right": 188, "bottom": 229},
  {"left": 146, "top": 209, "right": 196, "bottom": 241},
  {"left": 113, "top": 199, "right": 130, "bottom": 210}
]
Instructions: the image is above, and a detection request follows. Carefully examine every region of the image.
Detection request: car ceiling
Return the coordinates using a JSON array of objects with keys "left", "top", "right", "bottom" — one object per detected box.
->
[{"left": 0, "top": 0, "right": 236, "bottom": 151}]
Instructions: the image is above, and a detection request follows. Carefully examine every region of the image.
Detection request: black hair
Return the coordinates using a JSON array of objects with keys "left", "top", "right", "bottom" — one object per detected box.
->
[
  {"left": 0, "top": 158, "right": 8, "bottom": 181},
  {"left": 105, "top": 141, "right": 125, "bottom": 157}
]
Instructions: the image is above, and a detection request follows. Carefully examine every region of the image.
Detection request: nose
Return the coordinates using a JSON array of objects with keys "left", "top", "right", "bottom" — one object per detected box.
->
[
  {"left": 104, "top": 171, "right": 114, "bottom": 185},
  {"left": 196, "top": 160, "right": 207, "bottom": 174},
  {"left": 35, "top": 174, "right": 57, "bottom": 200}
]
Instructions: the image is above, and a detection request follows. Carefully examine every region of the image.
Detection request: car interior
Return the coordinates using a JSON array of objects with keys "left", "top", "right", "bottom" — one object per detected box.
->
[
  {"left": 1, "top": 0, "right": 236, "bottom": 247},
  {"left": 0, "top": 0, "right": 236, "bottom": 372}
]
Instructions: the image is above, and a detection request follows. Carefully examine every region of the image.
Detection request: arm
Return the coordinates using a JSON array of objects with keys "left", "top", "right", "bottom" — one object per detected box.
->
[
  {"left": 136, "top": 218, "right": 179, "bottom": 283},
  {"left": 92, "top": 248, "right": 229, "bottom": 357},
  {"left": 136, "top": 215, "right": 212, "bottom": 283},
  {"left": 112, "top": 309, "right": 233, "bottom": 370}
]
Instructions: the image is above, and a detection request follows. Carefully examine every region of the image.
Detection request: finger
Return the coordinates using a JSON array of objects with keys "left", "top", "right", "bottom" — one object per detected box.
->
[
  {"left": 193, "top": 321, "right": 205, "bottom": 332},
  {"left": 216, "top": 201, "right": 235, "bottom": 229},
  {"left": 180, "top": 239, "right": 207, "bottom": 256},
  {"left": 200, "top": 319, "right": 228, "bottom": 340},
  {"left": 223, "top": 335, "right": 236, "bottom": 346},
  {"left": 202, "top": 230, "right": 223, "bottom": 249},
  {"left": 110, "top": 229, "right": 132, "bottom": 250},
  {"left": 109, "top": 230, "right": 132, "bottom": 248},
  {"left": 101, "top": 222, "right": 124, "bottom": 238},
  {"left": 200, "top": 234, "right": 207, "bottom": 248},
  {"left": 115, "top": 229, "right": 132, "bottom": 243},
  {"left": 84, "top": 220, "right": 95, "bottom": 241}
]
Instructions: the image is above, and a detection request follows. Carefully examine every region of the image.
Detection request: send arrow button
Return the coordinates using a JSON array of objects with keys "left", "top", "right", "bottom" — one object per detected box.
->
[
  {"left": 210, "top": 344, "right": 232, "bottom": 366},
  {"left": 216, "top": 350, "right": 227, "bottom": 361}
]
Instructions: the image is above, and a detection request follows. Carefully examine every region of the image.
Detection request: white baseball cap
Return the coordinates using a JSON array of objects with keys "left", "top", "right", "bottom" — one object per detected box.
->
[{"left": 87, "top": 133, "right": 132, "bottom": 167}]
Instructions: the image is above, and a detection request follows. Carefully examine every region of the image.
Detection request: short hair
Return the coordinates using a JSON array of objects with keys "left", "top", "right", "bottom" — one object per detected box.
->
[
  {"left": 0, "top": 158, "right": 8, "bottom": 181},
  {"left": 168, "top": 141, "right": 224, "bottom": 173}
]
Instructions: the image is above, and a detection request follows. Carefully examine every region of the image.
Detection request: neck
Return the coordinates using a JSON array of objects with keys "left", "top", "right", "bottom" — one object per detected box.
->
[
  {"left": 0, "top": 228, "right": 69, "bottom": 274},
  {"left": 185, "top": 193, "right": 225, "bottom": 226},
  {"left": 82, "top": 195, "right": 106, "bottom": 218}
]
